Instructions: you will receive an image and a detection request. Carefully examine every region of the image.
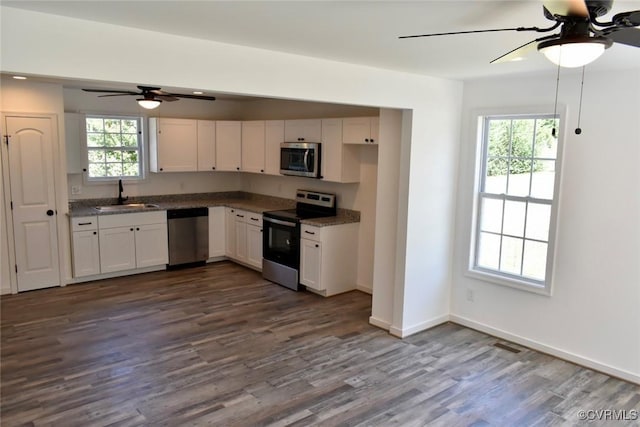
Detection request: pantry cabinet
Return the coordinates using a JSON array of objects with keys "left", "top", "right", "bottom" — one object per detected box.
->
[
  {"left": 284, "top": 119, "right": 322, "bottom": 142},
  {"left": 241, "top": 121, "right": 266, "bottom": 173},
  {"left": 342, "top": 117, "right": 379, "bottom": 145},
  {"left": 321, "top": 119, "right": 360, "bottom": 183},
  {"left": 149, "top": 118, "right": 198, "bottom": 172},
  {"left": 299, "top": 222, "right": 359, "bottom": 296},
  {"left": 216, "top": 121, "right": 242, "bottom": 171}
]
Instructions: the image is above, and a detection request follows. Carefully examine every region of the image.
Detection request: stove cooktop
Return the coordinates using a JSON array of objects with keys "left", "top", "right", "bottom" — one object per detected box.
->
[{"left": 263, "top": 208, "right": 330, "bottom": 221}]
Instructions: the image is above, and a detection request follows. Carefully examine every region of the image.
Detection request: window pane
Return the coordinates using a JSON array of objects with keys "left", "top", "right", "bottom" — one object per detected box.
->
[
  {"left": 104, "top": 133, "right": 121, "bottom": 147},
  {"left": 485, "top": 158, "right": 507, "bottom": 194},
  {"left": 88, "top": 163, "right": 106, "bottom": 177},
  {"left": 487, "top": 120, "right": 511, "bottom": 157},
  {"left": 104, "top": 119, "right": 120, "bottom": 133},
  {"left": 122, "top": 163, "right": 139, "bottom": 176},
  {"left": 121, "top": 133, "right": 138, "bottom": 147},
  {"left": 86, "top": 118, "right": 103, "bottom": 132},
  {"left": 480, "top": 198, "right": 503, "bottom": 233},
  {"left": 523, "top": 240, "right": 547, "bottom": 281},
  {"left": 500, "top": 236, "right": 523, "bottom": 275},
  {"left": 106, "top": 163, "right": 123, "bottom": 176},
  {"left": 534, "top": 119, "right": 558, "bottom": 159},
  {"left": 106, "top": 150, "right": 122, "bottom": 162},
  {"left": 87, "top": 149, "right": 105, "bottom": 163},
  {"left": 87, "top": 133, "right": 105, "bottom": 147},
  {"left": 122, "top": 150, "right": 138, "bottom": 162},
  {"left": 525, "top": 203, "right": 551, "bottom": 241},
  {"left": 121, "top": 119, "right": 138, "bottom": 134},
  {"left": 507, "top": 160, "right": 531, "bottom": 196},
  {"left": 477, "top": 232, "right": 500, "bottom": 270},
  {"left": 503, "top": 201, "right": 526, "bottom": 237},
  {"left": 531, "top": 160, "right": 556, "bottom": 199},
  {"left": 510, "top": 119, "right": 535, "bottom": 159}
]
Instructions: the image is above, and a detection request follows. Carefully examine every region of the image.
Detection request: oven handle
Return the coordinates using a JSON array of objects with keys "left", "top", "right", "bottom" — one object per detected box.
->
[{"left": 263, "top": 217, "right": 297, "bottom": 228}]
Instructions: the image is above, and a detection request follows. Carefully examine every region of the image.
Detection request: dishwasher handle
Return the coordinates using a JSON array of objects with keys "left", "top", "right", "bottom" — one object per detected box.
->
[{"left": 167, "top": 207, "right": 209, "bottom": 219}]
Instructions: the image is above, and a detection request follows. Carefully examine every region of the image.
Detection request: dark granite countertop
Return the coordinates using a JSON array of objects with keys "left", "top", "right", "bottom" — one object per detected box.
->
[{"left": 69, "top": 192, "right": 360, "bottom": 227}]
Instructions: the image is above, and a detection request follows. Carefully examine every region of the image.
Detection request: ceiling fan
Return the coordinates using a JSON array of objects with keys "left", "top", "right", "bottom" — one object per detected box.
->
[
  {"left": 82, "top": 85, "right": 216, "bottom": 109},
  {"left": 400, "top": 0, "right": 640, "bottom": 68}
]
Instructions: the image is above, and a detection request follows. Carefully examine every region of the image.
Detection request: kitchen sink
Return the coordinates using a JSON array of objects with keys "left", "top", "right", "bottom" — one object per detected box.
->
[{"left": 94, "top": 203, "right": 160, "bottom": 212}]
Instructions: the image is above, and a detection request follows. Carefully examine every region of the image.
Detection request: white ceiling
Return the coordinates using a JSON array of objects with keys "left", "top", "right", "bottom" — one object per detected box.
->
[{"left": 3, "top": 0, "right": 639, "bottom": 80}]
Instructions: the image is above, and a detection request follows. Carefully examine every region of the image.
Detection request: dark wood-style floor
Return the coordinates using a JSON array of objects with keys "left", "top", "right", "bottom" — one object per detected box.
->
[{"left": 1, "top": 262, "right": 638, "bottom": 426}]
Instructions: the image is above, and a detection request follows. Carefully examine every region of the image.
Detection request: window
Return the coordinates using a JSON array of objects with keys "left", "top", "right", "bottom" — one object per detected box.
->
[
  {"left": 471, "top": 114, "right": 561, "bottom": 293},
  {"left": 85, "top": 116, "right": 142, "bottom": 180}
]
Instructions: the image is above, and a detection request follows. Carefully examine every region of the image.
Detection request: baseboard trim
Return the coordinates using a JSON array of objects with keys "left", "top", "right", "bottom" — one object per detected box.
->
[
  {"left": 389, "top": 314, "right": 451, "bottom": 338},
  {"left": 450, "top": 314, "right": 640, "bottom": 385},
  {"left": 66, "top": 265, "right": 166, "bottom": 285},
  {"left": 369, "top": 316, "right": 391, "bottom": 330},
  {"left": 356, "top": 284, "right": 372, "bottom": 294}
]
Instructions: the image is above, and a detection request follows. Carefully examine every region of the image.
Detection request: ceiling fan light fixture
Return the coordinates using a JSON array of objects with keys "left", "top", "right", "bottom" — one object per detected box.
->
[
  {"left": 538, "top": 36, "right": 612, "bottom": 68},
  {"left": 137, "top": 98, "right": 162, "bottom": 109}
]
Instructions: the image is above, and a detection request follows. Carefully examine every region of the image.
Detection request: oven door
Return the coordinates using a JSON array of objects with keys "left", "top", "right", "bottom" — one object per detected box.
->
[
  {"left": 263, "top": 216, "right": 300, "bottom": 269},
  {"left": 280, "top": 143, "right": 320, "bottom": 178}
]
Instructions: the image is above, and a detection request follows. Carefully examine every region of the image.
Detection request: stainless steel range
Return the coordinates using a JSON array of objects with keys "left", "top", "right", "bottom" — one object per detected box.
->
[{"left": 262, "top": 190, "right": 336, "bottom": 290}]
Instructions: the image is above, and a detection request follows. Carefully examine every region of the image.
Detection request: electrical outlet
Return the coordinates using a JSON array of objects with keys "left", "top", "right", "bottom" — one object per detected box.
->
[
  {"left": 71, "top": 185, "right": 81, "bottom": 195},
  {"left": 466, "top": 289, "right": 475, "bottom": 302}
]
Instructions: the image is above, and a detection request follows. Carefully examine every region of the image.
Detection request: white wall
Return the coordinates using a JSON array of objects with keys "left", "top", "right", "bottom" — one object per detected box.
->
[
  {"left": 0, "top": 7, "right": 463, "bottom": 338},
  {"left": 452, "top": 69, "right": 640, "bottom": 382},
  {"left": 0, "top": 79, "right": 69, "bottom": 293}
]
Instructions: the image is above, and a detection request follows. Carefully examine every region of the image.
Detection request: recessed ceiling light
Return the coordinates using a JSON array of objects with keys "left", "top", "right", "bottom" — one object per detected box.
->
[
  {"left": 13, "top": 76, "right": 27, "bottom": 80},
  {"left": 193, "top": 91, "right": 204, "bottom": 95}
]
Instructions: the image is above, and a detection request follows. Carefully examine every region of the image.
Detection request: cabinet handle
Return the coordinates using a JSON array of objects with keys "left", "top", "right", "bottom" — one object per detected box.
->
[
  {"left": 159, "top": 168, "right": 164, "bottom": 171},
  {"left": 250, "top": 217, "right": 259, "bottom": 221},
  {"left": 261, "top": 169, "right": 264, "bottom": 173},
  {"left": 93, "top": 231, "right": 97, "bottom": 235},
  {"left": 136, "top": 227, "right": 140, "bottom": 231},
  {"left": 236, "top": 167, "right": 240, "bottom": 171},
  {"left": 315, "top": 244, "right": 319, "bottom": 248},
  {"left": 237, "top": 214, "right": 244, "bottom": 218},
  {"left": 212, "top": 166, "right": 215, "bottom": 170},
  {"left": 370, "top": 139, "right": 375, "bottom": 143},
  {"left": 78, "top": 222, "right": 92, "bottom": 226},
  {"left": 82, "top": 168, "right": 87, "bottom": 172},
  {"left": 304, "top": 230, "right": 315, "bottom": 235},
  {"left": 365, "top": 138, "right": 369, "bottom": 142},
  {"left": 130, "top": 228, "right": 134, "bottom": 231}
]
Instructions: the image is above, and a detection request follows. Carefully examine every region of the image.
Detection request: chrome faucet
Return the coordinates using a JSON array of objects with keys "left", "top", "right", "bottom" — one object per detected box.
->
[{"left": 117, "top": 179, "right": 128, "bottom": 205}]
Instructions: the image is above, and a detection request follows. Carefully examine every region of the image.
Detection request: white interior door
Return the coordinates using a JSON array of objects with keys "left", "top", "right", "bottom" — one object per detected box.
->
[{"left": 5, "top": 116, "right": 60, "bottom": 291}]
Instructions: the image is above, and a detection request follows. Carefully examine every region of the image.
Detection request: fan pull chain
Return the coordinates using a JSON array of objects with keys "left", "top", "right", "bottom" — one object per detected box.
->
[
  {"left": 575, "top": 66, "right": 586, "bottom": 135},
  {"left": 551, "top": 59, "right": 561, "bottom": 138}
]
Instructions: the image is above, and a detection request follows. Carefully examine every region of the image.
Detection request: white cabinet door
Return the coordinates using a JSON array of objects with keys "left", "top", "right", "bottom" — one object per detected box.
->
[
  {"left": 197, "top": 120, "right": 216, "bottom": 171},
  {"left": 241, "top": 121, "right": 265, "bottom": 174},
  {"left": 134, "top": 223, "right": 168, "bottom": 268},
  {"left": 321, "top": 119, "right": 360, "bottom": 183},
  {"left": 65, "top": 112, "right": 84, "bottom": 174},
  {"left": 149, "top": 118, "right": 198, "bottom": 172},
  {"left": 208, "top": 207, "right": 226, "bottom": 258},
  {"left": 72, "top": 230, "right": 100, "bottom": 277},
  {"left": 234, "top": 211, "right": 248, "bottom": 263},
  {"left": 343, "top": 117, "right": 379, "bottom": 145},
  {"left": 284, "top": 119, "right": 322, "bottom": 142},
  {"left": 99, "top": 226, "right": 136, "bottom": 273},
  {"left": 265, "top": 120, "right": 284, "bottom": 175},
  {"left": 216, "top": 121, "right": 242, "bottom": 171},
  {"left": 246, "top": 223, "right": 263, "bottom": 269},
  {"left": 300, "top": 238, "right": 322, "bottom": 290},
  {"left": 225, "top": 208, "right": 237, "bottom": 258}
]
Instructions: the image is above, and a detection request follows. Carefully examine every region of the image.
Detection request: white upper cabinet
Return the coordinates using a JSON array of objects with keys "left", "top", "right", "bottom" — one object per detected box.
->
[
  {"left": 342, "top": 117, "right": 379, "bottom": 145},
  {"left": 241, "top": 121, "right": 265, "bottom": 174},
  {"left": 216, "top": 121, "right": 242, "bottom": 171},
  {"left": 265, "top": 120, "right": 284, "bottom": 176},
  {"left": 284, "top": 119, "right": 322, "bottom": 142},
  {"left": 197, "top": 120, "right": 216, "bottom": 171},
  {"left": 321, "top": 118, "right": 360, "bottom": 183},
  {"left": 65, "top": 112, "right": 85, "bottom": 174},
  {"left": 149, "top": 118, "right": 198, "bottom": 172}
]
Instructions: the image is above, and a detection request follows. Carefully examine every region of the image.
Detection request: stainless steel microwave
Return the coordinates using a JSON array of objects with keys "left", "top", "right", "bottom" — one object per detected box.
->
[{"left": 280, "top": 142, "right": 321, "bottom": 178}]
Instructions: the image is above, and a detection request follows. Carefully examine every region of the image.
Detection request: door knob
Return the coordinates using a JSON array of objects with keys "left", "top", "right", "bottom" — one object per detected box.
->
[{"left": 46, "top": 209, "right": 54, "bottom": 216}]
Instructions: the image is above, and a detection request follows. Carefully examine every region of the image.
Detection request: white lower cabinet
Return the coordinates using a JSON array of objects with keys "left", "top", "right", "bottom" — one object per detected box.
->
[
  {"left": 225, "top": 207, "right": 263, "bottom": 270},
  {"left": 208, "top": 206, "right": 226, "bottom": 258},
  {"left": 98, "top": 211, "right": 168, "bottom": 274},
  {"left": 300, "top": 222, "right": 359, "bottom": 296},
  {"left": 70, "top": 216, "right": 100, "bottom": 277}
]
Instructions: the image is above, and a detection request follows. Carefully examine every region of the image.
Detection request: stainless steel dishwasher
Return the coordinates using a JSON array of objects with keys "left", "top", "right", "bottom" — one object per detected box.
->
[{"left": 167, "top": 208, "right": 208, "bottom": 267}]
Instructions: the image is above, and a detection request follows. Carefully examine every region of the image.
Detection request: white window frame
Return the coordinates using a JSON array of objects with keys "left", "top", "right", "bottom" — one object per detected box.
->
[
  {"left": 467, "top": 107, "right": 566, "bottom": 296},
  {"left": 83, "top": 114, "right": 146, "bottom": 183}
]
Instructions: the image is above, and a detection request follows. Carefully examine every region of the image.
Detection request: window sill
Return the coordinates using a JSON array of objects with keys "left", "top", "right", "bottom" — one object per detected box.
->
[{"left": 465, "top": 268, "right": 552, "bottom": 297}]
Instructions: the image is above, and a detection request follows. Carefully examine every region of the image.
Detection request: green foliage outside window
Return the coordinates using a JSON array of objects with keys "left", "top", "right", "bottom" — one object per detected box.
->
[{"left": 86, "top": 117, "right": 141, "bottom": 179}]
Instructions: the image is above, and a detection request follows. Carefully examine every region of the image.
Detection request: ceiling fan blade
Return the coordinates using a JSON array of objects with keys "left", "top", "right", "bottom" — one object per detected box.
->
[
  {"left": 97, "top": 93, "right": 137, "bottom": 97},
  {"left": 137, "top": 85, "right": 162, "bottom": 92},
  {"left": 167, "top": 93, "right": 217, "bottom": 101},
  {"left": 155, "top": 95, "right": 179, "bottom": 102},
  {"left": 543, "top": 0, "right": 589, "bottom": 17},
  {"left": 399, "top": 26, "right": 545, "bottom": 39},
  {"left": 490, "top": 34, "right": 559, "bottom": 64},
  {"left": 607, "top": 27, "right": 640, "bottom": 47},
  {"left": 612, "top": 10, "right": 640, "bottom": 27},
  {"left": 82, "top": 88, "right": 138, "bottom": 95}
]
